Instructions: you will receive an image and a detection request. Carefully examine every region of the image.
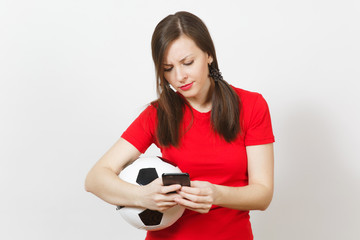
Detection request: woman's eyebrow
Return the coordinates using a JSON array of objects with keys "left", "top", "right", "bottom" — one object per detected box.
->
[{"left": 179, "top": 54, "right": 193, "bottom": 62}]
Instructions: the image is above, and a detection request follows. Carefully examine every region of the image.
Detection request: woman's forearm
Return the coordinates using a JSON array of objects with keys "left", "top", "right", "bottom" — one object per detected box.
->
[
  {"left": 214, "top": 183, "right": 273, "bottom": 211},
  {"left": 85, "top": 166, "right": 142, "bottom": 207}
]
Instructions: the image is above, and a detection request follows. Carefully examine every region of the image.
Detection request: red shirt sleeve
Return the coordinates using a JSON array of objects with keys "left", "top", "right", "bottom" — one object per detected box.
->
[
  {"left": 244, "top": 93, "right": 275, "bottom": 146},
  {"left": 121, "top": 105, "right": 157, "bottom": 153}
]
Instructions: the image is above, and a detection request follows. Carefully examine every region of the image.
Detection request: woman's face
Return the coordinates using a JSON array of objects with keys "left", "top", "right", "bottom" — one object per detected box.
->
[{"left": 163, "top": 35, "right": 213, "bottom": 108}]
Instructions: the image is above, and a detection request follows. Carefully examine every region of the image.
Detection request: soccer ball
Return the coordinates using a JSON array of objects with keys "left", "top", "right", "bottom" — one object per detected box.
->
[{"left": 117, "top": 156, "right": 185, "bottom": 231}]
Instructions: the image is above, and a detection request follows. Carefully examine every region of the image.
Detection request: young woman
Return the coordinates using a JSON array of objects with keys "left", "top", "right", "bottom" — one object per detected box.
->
[{"left": 85, "top": 11, "right": 275, "bottom": 240}]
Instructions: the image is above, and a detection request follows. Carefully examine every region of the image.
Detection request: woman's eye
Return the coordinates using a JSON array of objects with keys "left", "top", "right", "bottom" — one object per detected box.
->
[
  {"left": 184, "top": 60, "right": 194, "bottom": 66},
  {"left": 164, "top": 67, "right": 173, "bottom": 72}
]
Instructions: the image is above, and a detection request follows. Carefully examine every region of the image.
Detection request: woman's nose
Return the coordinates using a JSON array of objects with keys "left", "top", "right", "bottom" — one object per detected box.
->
[{"left": 175, "top": 67, "right": 187, "bottom": 82}]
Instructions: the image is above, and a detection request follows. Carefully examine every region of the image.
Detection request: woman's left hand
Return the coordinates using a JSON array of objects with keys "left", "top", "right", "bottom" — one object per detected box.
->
[{"left": 174, "top": 181, "right": 218, "bottom": 214}]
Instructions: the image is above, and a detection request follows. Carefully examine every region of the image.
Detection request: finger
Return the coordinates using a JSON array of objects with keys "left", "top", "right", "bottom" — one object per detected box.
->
[
  {"left": 160, "top": 184, "right": 182, "bottom": 194},
  {"left": 156, "top": 202, "right": 179, "bottom": 213},
  {"left": 180, "top": 186, "right": 210, "bottom": 196},
  {"left": 175, "top": 197, "right": 200, "bottom": 208},
  {"left": 163, "top": 193, "right": 184, "bottom": 203},
  {"left": 157, "top": 201, "right": 178, "bottom": 207},
  {"left": 153, "top": 192, "right": 182, "bottom": 202},
  {"left": 178, "top": 190, "right": 212, "bottom": 203},
  {"left": 175, "top": 197, "right": 211, "bottom": 212}
]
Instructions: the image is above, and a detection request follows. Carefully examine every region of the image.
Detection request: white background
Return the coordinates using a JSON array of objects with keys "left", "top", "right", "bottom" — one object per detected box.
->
[{"left": 1, "top": 0, "right": 359, "bottom": 239}]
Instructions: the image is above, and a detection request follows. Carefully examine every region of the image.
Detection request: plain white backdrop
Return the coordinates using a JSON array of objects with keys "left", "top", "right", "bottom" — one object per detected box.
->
[{"left": 1, "top": 0, "right": 359, "bottom": 239}]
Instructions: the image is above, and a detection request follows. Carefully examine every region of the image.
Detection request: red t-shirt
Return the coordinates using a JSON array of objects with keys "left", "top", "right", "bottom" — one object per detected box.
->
[{"left": 121, "top": 87, "right": 275, "bottom": 240}]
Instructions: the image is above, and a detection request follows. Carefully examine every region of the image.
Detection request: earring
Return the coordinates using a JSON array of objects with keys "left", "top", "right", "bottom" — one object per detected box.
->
[
  {"left": 169, "top": 84, "right": 176, "bottom": 92},
  {"left": 208, "top": 64, "right": 223, "bottom": 82}
]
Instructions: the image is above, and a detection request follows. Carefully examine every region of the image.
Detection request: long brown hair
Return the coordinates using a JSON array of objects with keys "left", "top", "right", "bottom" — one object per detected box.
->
[{"left": 151, "top": 11, "right": 241, "bottom": 147}]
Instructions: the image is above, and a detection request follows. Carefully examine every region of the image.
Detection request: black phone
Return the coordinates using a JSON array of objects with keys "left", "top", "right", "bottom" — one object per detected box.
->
[{"left": 162, "top": 173, "right": 191, "bottom": 187}]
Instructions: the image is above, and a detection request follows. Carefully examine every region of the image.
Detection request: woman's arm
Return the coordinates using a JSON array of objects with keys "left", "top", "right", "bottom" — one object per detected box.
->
[
  {"left": 175, "top": 143, "right": 274, "bottom": 213},
  {"left": 85, "top": 138, "right": 183, "bottom": 211},
  {"left": 85, "top": 138, "right": 142, "bottom": 207}
]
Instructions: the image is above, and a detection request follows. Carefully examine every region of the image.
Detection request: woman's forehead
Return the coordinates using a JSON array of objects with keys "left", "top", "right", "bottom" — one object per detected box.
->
[{"left": 163, "top": 36, "right": 202, "bottom": 63}]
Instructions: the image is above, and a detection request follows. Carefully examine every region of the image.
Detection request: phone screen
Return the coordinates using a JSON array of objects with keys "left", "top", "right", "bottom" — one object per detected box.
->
[{"left": 162, "top": 173, "right": 190, "bottom": 187}]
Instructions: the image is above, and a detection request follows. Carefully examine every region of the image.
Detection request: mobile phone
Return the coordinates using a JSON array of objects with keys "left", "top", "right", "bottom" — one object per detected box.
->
[{"left": 162, "top": 173, "right": 190, "bottom": 187}]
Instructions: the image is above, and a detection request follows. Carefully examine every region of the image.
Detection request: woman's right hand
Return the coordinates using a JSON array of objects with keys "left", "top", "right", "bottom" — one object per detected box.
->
[{"left": 139, "top": 178, "right": 183, "bottom": 212}]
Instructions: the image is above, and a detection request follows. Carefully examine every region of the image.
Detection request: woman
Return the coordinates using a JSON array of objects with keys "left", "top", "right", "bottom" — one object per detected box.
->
[{"left": 85, "top": 11, "right": 274, "bottom": 240}]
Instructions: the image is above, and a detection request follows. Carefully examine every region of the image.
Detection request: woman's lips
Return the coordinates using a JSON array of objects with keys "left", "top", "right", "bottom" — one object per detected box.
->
[{"left": 180, "top": 82, "right": 193, "bottom": 91}]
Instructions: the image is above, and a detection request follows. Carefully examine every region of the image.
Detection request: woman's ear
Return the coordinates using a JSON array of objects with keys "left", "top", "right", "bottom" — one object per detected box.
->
[{"left": 208, "top": 55, "right": 213, "bottom": 65}]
